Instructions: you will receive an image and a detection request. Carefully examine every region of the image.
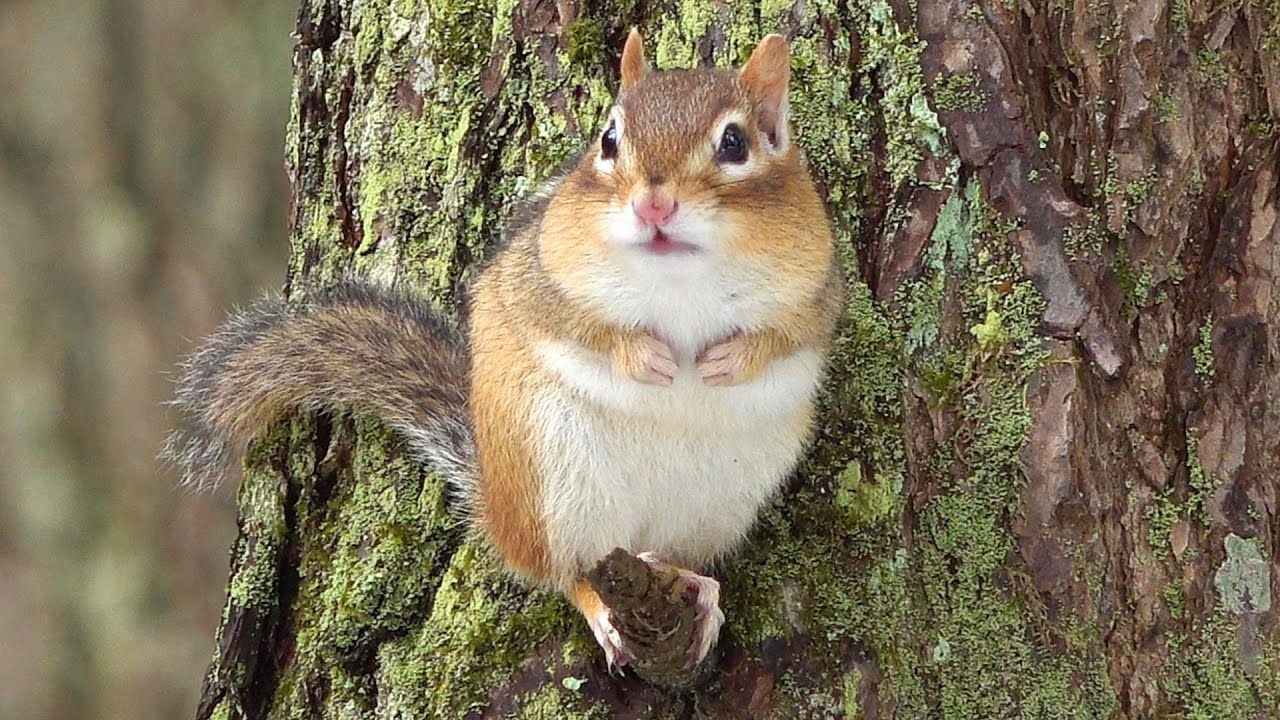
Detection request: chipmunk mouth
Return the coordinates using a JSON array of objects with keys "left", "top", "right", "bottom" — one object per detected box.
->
[{"left": 645, "top": 230, "right": 700, "bottom": 256}]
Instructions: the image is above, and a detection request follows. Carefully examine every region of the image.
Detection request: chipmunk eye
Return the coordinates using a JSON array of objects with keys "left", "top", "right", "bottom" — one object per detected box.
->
[
  {"left": 715, "top": 123, "right": 748, "bottom": 164},
  {"left": 600, "top": 122, "right": 619, "bottom": 161}
]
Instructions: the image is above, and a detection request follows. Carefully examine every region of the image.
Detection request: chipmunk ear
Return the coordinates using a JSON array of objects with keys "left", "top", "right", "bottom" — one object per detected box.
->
[
  {"left": 739, "top": 34, "right": 791, "bottom": 150},
  {"left": 620, "top": 28, "right": 649, "bottom": 89}
]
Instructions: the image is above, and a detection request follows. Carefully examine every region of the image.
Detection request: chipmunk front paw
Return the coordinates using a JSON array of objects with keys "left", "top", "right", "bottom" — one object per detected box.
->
[
  {"left": 696, "top": 333, "right": 764, "bottom": 386},
  {"left": 613, "top": 332, "right": 678, "bottom": 385}
]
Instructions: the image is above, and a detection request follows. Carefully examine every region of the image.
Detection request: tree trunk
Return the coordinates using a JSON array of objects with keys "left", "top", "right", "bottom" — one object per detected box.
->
[{"left": 193, "top": 0, "right": 1280, "bottom": 717}]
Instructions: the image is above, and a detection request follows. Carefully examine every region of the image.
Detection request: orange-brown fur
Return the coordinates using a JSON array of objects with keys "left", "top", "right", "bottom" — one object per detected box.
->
[{"left": 467, "top": 269, "right": 552, "bottom": 579}]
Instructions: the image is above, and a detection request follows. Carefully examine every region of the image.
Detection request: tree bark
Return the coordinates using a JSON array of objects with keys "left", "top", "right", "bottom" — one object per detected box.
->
[{"left": 194, "top": 0, "right": 1280, "bottom": 718}]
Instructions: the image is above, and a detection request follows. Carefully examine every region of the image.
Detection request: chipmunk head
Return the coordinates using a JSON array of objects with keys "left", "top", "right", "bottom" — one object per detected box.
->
[{"left": 545, "top": 29, "right": 827, "bottom": 264}]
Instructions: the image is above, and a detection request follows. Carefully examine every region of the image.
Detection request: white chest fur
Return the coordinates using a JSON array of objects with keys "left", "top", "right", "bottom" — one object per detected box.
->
[
  {"left": 530, "top": 251, "right": 825, "bottom": 583},
  {"left": 531, "top": 342, "right": 822, "bottom": 583}
]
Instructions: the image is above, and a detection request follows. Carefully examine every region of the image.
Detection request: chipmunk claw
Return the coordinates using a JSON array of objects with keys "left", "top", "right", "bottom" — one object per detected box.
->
[{"left": 637, "top": 552, "right": 725, "bottom": 665}]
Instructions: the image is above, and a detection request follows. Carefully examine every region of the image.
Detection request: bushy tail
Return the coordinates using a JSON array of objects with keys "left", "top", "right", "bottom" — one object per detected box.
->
[{"left": 162, "top": 280, "right": 475, "bottom": 498}]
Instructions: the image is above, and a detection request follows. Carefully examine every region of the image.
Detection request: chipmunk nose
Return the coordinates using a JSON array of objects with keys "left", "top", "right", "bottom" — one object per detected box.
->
[{"left": 632, "top": 191, "right": 678, "bottom": 227}]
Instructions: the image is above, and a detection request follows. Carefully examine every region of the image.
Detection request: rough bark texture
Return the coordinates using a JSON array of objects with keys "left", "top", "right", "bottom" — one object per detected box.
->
[{"left": 194, "top": 0, "right": 1280, "bottom": 718}]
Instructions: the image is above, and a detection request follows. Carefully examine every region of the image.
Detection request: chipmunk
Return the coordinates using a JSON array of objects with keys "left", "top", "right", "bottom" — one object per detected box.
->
[{"left": 165, "top": 29, "right": 841, "bottom": 670}]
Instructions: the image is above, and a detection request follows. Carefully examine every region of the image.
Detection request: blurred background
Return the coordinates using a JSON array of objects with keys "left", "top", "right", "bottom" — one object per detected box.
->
[{"left": 0, "top": 0, "right": 296, "bottom": 717}]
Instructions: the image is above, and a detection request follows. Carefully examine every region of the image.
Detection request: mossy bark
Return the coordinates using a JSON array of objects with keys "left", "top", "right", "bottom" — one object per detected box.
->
[{"left": 195, "top": 0, "right": 1280, "bottom": 717}]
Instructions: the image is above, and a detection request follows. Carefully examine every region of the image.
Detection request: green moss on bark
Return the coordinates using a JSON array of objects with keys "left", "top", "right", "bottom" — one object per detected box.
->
[{"left": 373, "top": 544, "right": 572, "bottom": 717}]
